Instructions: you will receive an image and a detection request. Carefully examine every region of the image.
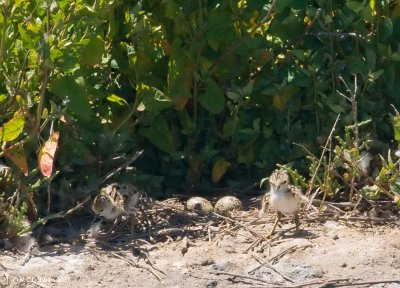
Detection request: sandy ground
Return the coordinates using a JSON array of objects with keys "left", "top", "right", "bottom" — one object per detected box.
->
[{"left": 1, "top": 215, "right": 400, "bottom": 288}]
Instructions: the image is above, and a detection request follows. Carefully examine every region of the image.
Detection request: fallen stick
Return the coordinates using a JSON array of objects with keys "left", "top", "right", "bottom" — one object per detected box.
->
[
  {"left": 209, "top": 270, "right": 279, "bottom": 285},
  {"left": 250, "top": 253, "right": 295, "bottom": 283},
  {"left": 243, "top": 225, "right": 297, "bottom": 254},
  {"left": 212, "top": 212, "right": 266, "bottom": 240},
  {"left": 269, "top": 244, "right": 313, "bottom": 264},
  {"left": 210, "top": 225, "right": 239, "bottom": 244}
]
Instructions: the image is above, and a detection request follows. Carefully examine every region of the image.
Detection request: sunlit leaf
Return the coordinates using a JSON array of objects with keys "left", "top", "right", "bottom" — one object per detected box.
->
[
  {"left": 0, "top": 94, "right": 7, "bottom": 105},
  {"left": 391, "top": 114, "right": 400, "bottom": 141},
  {"left": 81, "top": 36, "right": 105, "bottom": 66},
  {"left": 137, "top": 83, "right": 173, "bottom": 112},
  {"left": 107, "top": 94, "right": 128, "bottom": 106},
  {"left": 39, "top": 131, "right": 60, "bottom": 177},
  {"left": 212, "top": 158, "right": 231, "bottom": 183},
  {"left": 370, "top": 0, "right": 375, "bottom": 11},
  {"left": 0, "top": 113, "right": 25, "bottom": 142},
  {"left": 137, "top": 102, "right": 146, "bottom": 112}
]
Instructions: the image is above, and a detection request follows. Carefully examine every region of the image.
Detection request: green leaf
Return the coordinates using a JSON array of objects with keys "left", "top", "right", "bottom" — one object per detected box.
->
[
  {"left": 368, "top": 69, "right": 384, "bottom": 82},
  {"left": 242, "top": 80, "right": 254, "bottom": 95},
  {"left": 0, "top": 113, "right": 25, "bottom": 142},
  {"left": 50, "top": 76, "right": 92, "bottom": 121},
  {"left": 379, "top": 16, "right": 393, "bottom": 41},
  {"left": 275, "top": 0, "right": 292, "bottom": 12},
  {"left": 370, "top": 0, "right": 375, "bottom": 10},
  {"left": 81, "top": 36, "right": 105, "bottom": 66},
  {"left": 384, "top": 63, "right": 395, "bottom": 87},
  {"left": 347, "top": 56, "right": 369, "bottom": 75},
  {"left": 287, "top": 67, "right": 311, "bottom": 87},
  {"left": 0, "top": 94, "right": 7, "bottom": 105},
  {"left": 139, "top": 114, "right": 176, "bottom": 154},
  {"left": 223, "top": 118, "right": 236, "bottom": 138},
  {"left": 329, "top": 104, "right": 346, "bottom": 114},
  {"left": 17, "top": 24, "right": 38, "bottom": 48},
  {"left": 107, "top": 94, "right": 128, "bottom": 106},
  {"left": 137, "top": 83, "right": 173, "bottom": 112},
  {"left": 178, "top": 109, "right": 194, "bottom": 135},
  {"left": 212, "top": 158, "right": 231, "bottom": 183},
  {"left": 198, "top": 79, "right": 225, "bottom": 114},
  {"left": 391, "top": 115, "right": 400, "bottom": 141},
  {"left": 165, "top": 0, "right": 180, "bottom": 19},
  {"left": 365, "top": 47, "right": 376, "bottom": 70},
  {"left": 291, "top": 49, "right": 306, "bottom": 61},
  {"left": 390, "top": 52, "right": 400, "bottom": 61},
  {"left": 168, "top": 39, "right": 186, "bottom": 104},
  {"left": 226, "top": 91, "right": 240, "bottom": 102},
  {"left": 207, "top": 11, "right": 233, "bottom": 51},
  {"left": 237, "top": 145, "right": 255, "bottom": 164},
  {"left": 347, "top": 1, "right": 364, "bottom": 13}
]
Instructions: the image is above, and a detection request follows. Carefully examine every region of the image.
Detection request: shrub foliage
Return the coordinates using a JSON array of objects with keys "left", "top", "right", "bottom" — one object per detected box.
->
[{"left": 1, "top": 0, "right": 400, "bottom": 222}]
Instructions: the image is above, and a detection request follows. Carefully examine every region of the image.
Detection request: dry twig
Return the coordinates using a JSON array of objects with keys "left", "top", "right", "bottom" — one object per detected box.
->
[
  {"left": 250, "top": 253, "right": 295, "bottom": 283},
  {"left": 212, "top": 212, "right": 266, "bottom": 240},
  {"left": 306, "top": 114, "right": 341, "bottom": 199},
  {"left": 209, "top": 270, "right": 278, "bottom": 285},
  {"left": 269, "top": 244, "right": 313, "bottom": 264}
]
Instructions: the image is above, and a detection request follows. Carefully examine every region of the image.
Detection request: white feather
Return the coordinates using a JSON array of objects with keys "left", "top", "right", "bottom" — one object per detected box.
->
[{"left": 269, "top": 187, "right": 299, "bottom": 214}]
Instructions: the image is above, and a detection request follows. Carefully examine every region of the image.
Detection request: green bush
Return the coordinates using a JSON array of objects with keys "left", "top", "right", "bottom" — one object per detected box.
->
[{"left": 1, "top": 0, "right": 400, "bottom": 221}]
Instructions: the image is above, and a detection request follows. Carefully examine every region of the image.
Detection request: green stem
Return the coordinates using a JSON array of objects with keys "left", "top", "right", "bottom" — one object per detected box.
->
[
  {"left": 35, "top": 64, "right": 49, "bottom": 133},
  {"left": 0, "top": 5, "right": 8, "bottom": 63},
  {"left": 35, "top": 5, "right": 51, "bottom": 134}
]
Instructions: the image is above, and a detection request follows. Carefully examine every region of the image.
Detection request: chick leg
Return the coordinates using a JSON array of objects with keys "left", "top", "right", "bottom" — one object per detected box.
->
[
  {"left": 130, "top": 214, "right": 135, "bottom": 241},
  {"left": 264, "top": 210, "right": 282, "bottom": 238},
  {"left": 271, "top": 211, "right": 283, "bottom": 235},
  {"left": 294, "top": 212, "right": 300, "bottom": 232}
]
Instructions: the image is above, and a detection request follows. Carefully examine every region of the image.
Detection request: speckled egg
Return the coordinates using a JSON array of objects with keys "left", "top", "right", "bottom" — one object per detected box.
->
[
  {"left": 186, "top": 197, "right": 214, "bottom": 214},
  {"left": 214, "top": 196, "right": 243, "bottom": 215}
]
